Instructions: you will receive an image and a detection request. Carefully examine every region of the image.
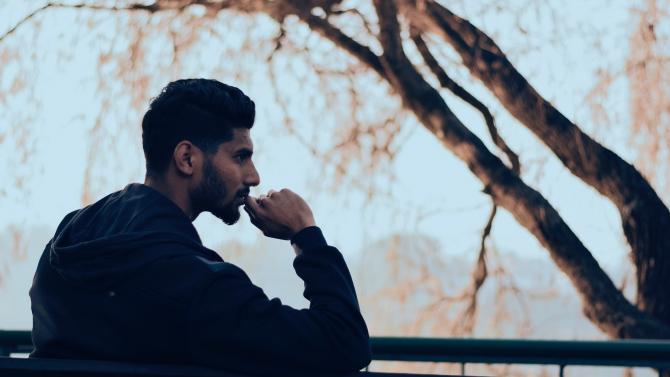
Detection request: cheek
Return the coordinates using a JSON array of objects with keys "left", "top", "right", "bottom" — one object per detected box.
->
[
  {"left": 225, "top": 167, "right": 244, "bottom": 187},
  {"left": 218, "top": 170, "right": 239, "bottom": 198},
  {"left": 212, "top": 162, "right": 243, "bottom": 199}
]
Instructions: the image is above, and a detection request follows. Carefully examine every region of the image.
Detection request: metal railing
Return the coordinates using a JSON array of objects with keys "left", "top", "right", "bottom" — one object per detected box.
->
[
  {"left": 0, "top": 330, "right": 31, "bottom": 355},
  {"left": 372, "top": 337, "right": 670, "bottom": 376},
  {"left": 3, "top": 330, "right": 670, "bottom": 376}
]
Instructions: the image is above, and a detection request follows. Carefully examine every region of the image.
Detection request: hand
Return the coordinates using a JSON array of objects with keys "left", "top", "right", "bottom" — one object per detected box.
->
[{"left": 243, "top": 189, "right": 316, "bottom": 240}]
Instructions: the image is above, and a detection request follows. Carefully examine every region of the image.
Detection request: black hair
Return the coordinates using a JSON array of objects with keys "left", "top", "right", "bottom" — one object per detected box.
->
[{"left": 141, "top": 78, "right": 255, "bottom": 177}]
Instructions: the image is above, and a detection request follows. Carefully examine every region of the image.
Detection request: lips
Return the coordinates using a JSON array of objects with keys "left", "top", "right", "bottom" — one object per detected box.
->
[
  {"left": 234, "top": 189, "right": 250, "bottom": 206},
  {"left": 235, "top": 194, "right": 247, "bottom": 206}
]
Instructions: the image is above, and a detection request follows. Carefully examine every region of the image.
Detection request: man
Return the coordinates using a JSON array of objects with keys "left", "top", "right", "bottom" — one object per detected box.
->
[{"left": 29, "top": 79, "right": 372, "bottom": 375}]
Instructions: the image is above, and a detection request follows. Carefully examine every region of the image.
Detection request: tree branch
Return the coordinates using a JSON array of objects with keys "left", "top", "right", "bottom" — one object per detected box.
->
[
  {"left": 0, "top": 0, "right": 264, "bottom": 43},
  {"left": 405, "top": 0, "right": 670, "bottom": 325},
  {"left": 284, "top": 1, "right": 384, "bottom": 77},
  {"left": 0, "top": 2, "right": 166, "bottom": 43},
  {"left": 410, "top": 26, "right": 520, "bottom": 174},
  {"left": 461, "top": 203, "right": 496, "bottom": 334},
  {"left": 266, "top": 21, "right": 287, "bottom": 62},
  {"left": 409, "top": 26, "right": 504, "bottom": 332},
  {"left": 2, "top": 1, "right": 383, "bottom": 79},
  {"left": 326, "top": 7, "right": 375, "bottom": 37},
  {"left": 372, "top": 0, "right": 670, "bottom": 338},
  {"left": 0, "top": 3, "right": 51, "bottom": 43}
]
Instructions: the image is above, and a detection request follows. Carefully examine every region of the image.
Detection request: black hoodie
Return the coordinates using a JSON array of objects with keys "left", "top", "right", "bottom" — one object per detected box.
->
[{"left": 30, "top": 183, "right": 371, "bottom": 375}]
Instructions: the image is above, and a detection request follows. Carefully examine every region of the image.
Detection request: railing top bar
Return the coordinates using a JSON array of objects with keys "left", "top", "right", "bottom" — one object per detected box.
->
[
  {"left": 372, "top": 336, "right": 670, "bottom": 349},
  {"left": 371, "top": 336, "right": 670, "bottom": 366},
  {"left": 0, "top": 330, "right": 30, "bottom": 347},
  {"left": 372, "top": 337, "right": 670, "bottom": 360}
]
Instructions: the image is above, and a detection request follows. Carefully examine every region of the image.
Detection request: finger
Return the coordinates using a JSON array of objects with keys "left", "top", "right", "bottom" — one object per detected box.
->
[
  {"left": 243, "top": 204, "right": 256, "bottom": 219},
  {"left": 244, "top": 206, "right": 264, "bottom": 228},
  {"left": 267, "top": 189, "right": 277, "bottom": 198},
  {"left": 245, "top": 196, "right": 263, "bottom": 214},
  {"left": 248, "top": 214, "right": 262, "bottom": 229}
]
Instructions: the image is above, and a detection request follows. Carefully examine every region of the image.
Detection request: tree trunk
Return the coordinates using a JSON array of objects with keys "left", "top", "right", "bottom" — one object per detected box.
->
[
  {"left": 369, "top": 0, "right": 670, "bottom": 338},
  {"left": 402, "top": 0, "right": 670, "bottom": 332}
]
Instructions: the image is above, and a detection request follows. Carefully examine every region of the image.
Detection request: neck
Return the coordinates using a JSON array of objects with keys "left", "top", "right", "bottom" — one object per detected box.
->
[{"left": 144, "top": 174, "right": 197, "bottom": 221}]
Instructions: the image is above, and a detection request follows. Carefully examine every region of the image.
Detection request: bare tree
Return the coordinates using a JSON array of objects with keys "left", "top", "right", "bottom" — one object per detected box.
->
[
  {"left": 588, "top": 0, "right": 670, "bottom": 201},
  {"left": 2, "top": 0, "right": 670, "bottom": 340}
]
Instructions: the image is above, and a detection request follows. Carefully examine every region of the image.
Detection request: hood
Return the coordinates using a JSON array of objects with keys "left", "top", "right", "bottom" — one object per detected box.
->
[{"left": 49, "top": 183, "right": 212, "bottom": 288}]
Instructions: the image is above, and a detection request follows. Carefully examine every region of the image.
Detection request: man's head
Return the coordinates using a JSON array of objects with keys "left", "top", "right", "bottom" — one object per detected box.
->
[{"left": 142, "top": 79, "right": 260, "bottom": 224}]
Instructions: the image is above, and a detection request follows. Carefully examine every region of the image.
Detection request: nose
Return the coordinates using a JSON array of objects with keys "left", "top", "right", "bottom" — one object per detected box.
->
[{"left": 245, "top": 161, "right": 260, "bottom": 187}]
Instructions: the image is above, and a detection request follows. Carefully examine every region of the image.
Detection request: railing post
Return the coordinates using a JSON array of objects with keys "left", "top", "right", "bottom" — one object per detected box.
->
[
  {"left": 559, "top": 364, "right": 565, "bottom": 377},
  {"left": 460, "top": 362, "right": 465, "bottom": 376}
]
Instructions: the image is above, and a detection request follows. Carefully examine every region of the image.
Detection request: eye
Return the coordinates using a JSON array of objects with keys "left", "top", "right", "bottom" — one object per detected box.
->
[{"left": 234, "top": 151, "right": 252, "bottom": 164}]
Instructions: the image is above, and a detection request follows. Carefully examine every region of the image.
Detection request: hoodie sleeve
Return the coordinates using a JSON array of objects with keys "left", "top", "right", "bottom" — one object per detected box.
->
[{"left": 186, "top": 227, "right": 371, "bottom": 375}]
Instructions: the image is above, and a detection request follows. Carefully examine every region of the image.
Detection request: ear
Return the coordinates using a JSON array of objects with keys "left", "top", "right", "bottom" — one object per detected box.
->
[{"left": 173, "top": 141, "right": 200, "bottom": 176}]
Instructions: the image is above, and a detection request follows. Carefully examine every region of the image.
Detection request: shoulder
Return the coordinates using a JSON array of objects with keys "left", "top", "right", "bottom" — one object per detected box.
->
[
  {"left": 121, "top": 249, "right": 250, "bottom": 304},
  {"left": 140, "top": 249, "right": 250, "bottom": 287},
  {"left": 54, "top": 209, "right": 80, "bottom": 235}
]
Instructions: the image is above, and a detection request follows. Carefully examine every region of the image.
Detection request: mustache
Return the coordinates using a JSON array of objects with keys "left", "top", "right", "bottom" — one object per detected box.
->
[{"left": 237, "top": 188, "right": 250, "bottom": 197}]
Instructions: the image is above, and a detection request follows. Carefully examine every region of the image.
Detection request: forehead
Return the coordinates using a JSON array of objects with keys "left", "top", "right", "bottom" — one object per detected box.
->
[{"left": 218, "top": 128, "right": 253, "bottom": 153}]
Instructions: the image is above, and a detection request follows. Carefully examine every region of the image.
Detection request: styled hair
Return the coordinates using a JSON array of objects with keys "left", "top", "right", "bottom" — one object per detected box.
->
[{"left": 141, "top": 78, "right": 255, "bottom": 177}]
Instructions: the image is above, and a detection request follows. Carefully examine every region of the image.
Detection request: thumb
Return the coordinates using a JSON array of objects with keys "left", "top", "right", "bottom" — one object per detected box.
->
[
  {"left": 244, "top": 206, "right": 263, "bottom": 229},
  {"left": 244, "top": 196, "right": 263, "bottom": 217}
]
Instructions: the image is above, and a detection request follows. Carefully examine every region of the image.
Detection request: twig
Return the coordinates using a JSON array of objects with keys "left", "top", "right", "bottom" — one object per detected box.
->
[
  {"left": 285, "top": 0, "right": 384, "bottom": 76},
  {"left": 410, "top": 26, "right": 520, "bottom": 174},
  {"left": 327, "top": 7, "right": 375, "bottom": 36},
  {"left": 460, "top": 203, "right": 496, "bottom": 333},
  {"left": 0, "top": 2, "right": 162, "bottom": 43}
]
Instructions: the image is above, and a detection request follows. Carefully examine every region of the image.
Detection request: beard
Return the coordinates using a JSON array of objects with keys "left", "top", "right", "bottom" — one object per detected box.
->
[{"left": 191, "top": 159, "right": 242, "bottom": 225}]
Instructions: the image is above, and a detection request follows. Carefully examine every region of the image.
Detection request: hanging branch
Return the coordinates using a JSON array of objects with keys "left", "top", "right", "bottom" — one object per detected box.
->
[
  {"left": 461, "top": 204, "right": 496, "bottom": 333},
  {"left": 409, "top": 25, "right": 520, "bottom": 174}
]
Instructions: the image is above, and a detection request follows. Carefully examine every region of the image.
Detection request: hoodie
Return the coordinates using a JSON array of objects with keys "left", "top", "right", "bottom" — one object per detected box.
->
[{"left": 30, "top": 183, "right": 371, "bottom": 375}]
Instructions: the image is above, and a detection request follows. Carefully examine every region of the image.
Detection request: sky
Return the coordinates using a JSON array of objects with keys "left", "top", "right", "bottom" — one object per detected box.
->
[{"left": 0, "top": 0, "right": 652, "bottom": 337}]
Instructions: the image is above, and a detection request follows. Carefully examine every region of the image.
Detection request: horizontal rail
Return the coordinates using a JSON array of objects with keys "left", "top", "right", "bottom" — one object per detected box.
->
[
  {"left": 3, "top": 330, "right": 670, "bottom": 369},
  {"left": 372, "top": 337, "right": 670, "bottom": 368},
  {"left": 0, "top": 330, "right": 32, "bottom": 355},
  {"left": 0, "top": 356, "right": 446, "bottom": 377}
]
